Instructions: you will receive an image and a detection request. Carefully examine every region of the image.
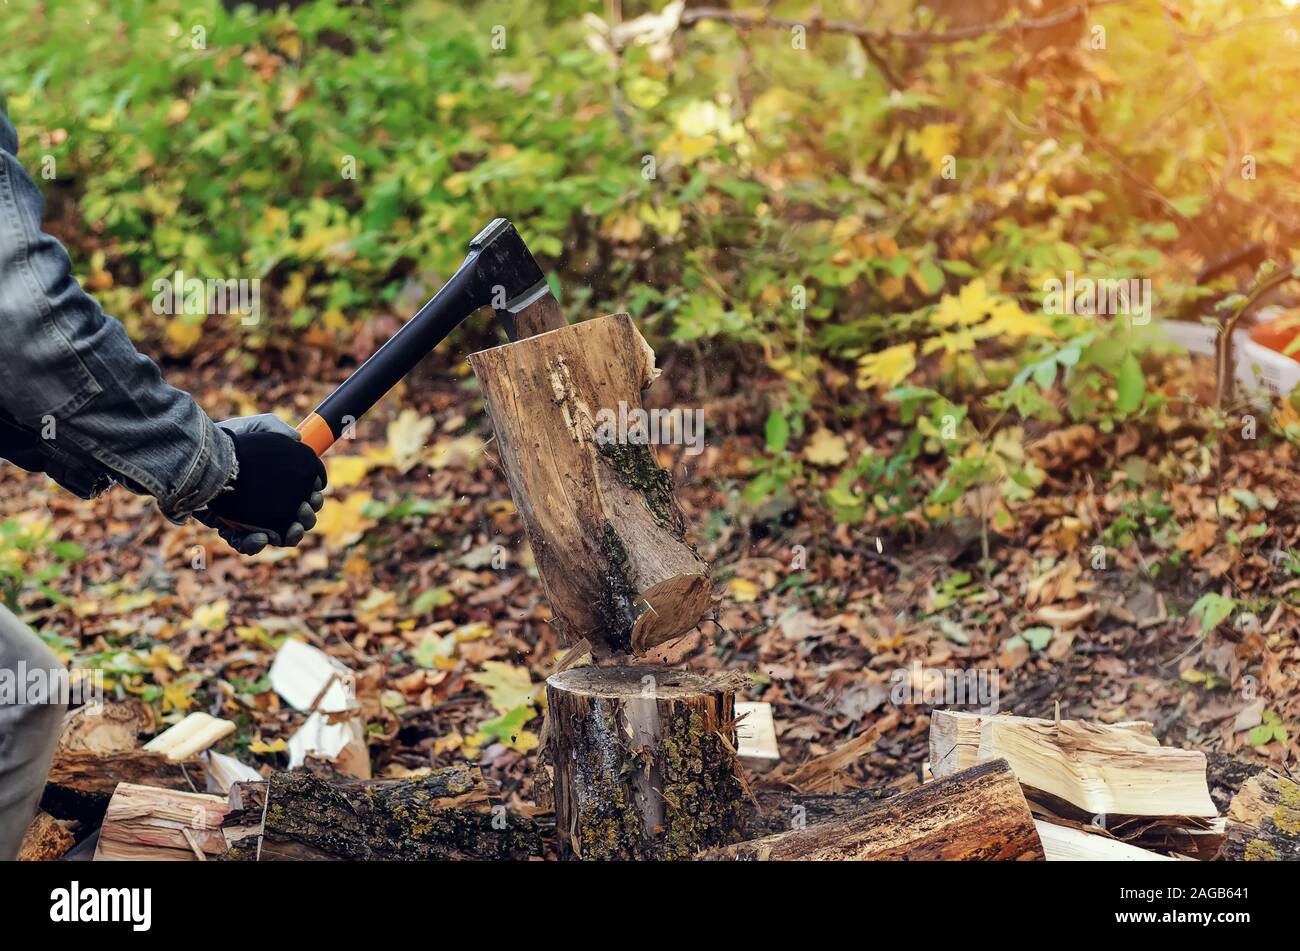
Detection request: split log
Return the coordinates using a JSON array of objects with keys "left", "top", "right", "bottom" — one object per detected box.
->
[
  {"left": 1034, "top": 820, "right": 1176, "bottom": 861},
  {"left": 469, "top": 314, "right": 711, "bottom": 656},
  {"left": 18, "top": 811, "right": 76, "bottom": 861},
  {"left": 142, "top": 712, "right": 235, "bottom": 761},
  {"left": 547, "top": 665, "right": 745, "bottom": 859},
  {"left": 237, "top": 766, "right": 541, "bottom": 861},
  {"left": 41, "top": 749, "right": 206, "bottom": 824},
  {"left": 702, "top": 760, "right": 1043, "bottom": 861},
  {"left": 930, "top": 709, "right": 1216, "bottom": 817},
  {"left": 1219, "top": 771, "right": 1300, "bottom": 861},
  {"left": 93, "top": 783, "right": 229, "bottom": 861}
]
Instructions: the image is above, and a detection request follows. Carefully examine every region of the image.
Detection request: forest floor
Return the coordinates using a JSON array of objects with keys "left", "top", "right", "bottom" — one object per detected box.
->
[{"left": 5, "top": 336, "right": 1299, "bottom": 837}]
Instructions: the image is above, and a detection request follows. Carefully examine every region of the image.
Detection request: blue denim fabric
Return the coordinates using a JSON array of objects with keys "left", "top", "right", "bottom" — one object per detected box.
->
[{"left": 0, "top": 103, "right": 235, "bottom": 521}]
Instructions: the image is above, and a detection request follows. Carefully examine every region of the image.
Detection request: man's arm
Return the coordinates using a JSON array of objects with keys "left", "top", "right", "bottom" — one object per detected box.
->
[{"left": 0, "top": 106, "right": 236, "bottom": 521}]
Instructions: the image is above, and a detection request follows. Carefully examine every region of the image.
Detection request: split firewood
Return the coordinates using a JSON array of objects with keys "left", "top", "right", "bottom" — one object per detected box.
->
[
  {"left": 18, "top": 811, "right": 76, "bottom": 861},
  {"left": 93, "top": 783, "right": 229, "bottom": 861},
  {"left": 1034, "top": 819, "right": 1176, "bottom": 861},
  {"left": 469, "top": 314, "right": 712, "bottom": 656},
  {"left": 203, "top": 750, "right": 263, "bottom": 795},
  {"left": 702, "top": 759, "right": 1044, "bottom": 861},
  {"left": 546, "top": 665, "right": 745, "bottom": 859},
  {"left": 42, "top": 750, "right": 206, "bottom": 825},
  {"left": 229, "top": 766, "right": 541, "bottom": 861},
  {"left": 142, "top": 712, "right": 236, "bottom": 761},
  {"left": 269, "top": 638, "right": 370, "bottom": 779},
  {"left": 930, "top": 709, "right": 1216, "bottom": 817},
  {"left": 1219, "top": 771, "right": 1300, "bottom": 861}
]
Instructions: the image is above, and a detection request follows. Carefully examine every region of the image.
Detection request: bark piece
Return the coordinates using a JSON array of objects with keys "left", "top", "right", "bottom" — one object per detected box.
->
[
  {"left": 93, "top": 783, "right": 229, "bottom": 861},
  {"left": 241, "top": 766, "right": 541, "bottom": 861},
  {"left": 469, "top": 314, "right": 711, "bottom": 656},
  {"left": 546, "top": 664, "right": 745, "bottom": 859},
  {"left": 703, "top": 760, "right": 1043, "bottom": 861},
  {"left": 930, "top": 709, "right": 1216, "bottom": 817},
  {"left": 42, "top": 749, "right": 206, "bottom": 824},
  {"left": 18, "top": 811, "right": 76, "bottom": 861},
  {"left": 1219, "top": 771, "right": 1300, "bottom": 861}
]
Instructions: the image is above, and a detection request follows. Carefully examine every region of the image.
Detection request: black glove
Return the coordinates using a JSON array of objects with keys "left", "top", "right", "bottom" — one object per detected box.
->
[{"left": 199, "top": 415, "right": 327, "bottom": 554}]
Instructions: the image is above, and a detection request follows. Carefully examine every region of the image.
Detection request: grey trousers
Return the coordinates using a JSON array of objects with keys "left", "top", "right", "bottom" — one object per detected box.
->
[{"left": 0, "top": 604, "right": 66, "bottom": 860}]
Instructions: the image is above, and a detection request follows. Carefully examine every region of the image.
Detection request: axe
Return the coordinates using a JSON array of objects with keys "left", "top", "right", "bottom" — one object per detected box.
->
[{"left": 295, "top": 218, "right": 565, "bottom": 455}]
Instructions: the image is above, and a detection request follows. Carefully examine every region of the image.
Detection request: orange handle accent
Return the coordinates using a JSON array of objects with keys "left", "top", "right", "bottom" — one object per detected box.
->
[{"left": 296, "top": 412, "right": 335, "bottom": 457}]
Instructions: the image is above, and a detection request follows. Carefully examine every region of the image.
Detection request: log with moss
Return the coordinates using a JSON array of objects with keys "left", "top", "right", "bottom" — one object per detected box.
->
[
  {"left": 1219, "top": 771, "right": 1300, "bottom": 861},
  {"left": 546, "top": 665, "right": 745, "bottom": 859},
  {"left": 468, "top": 314, "right": 711, "bottom": 656},
  {"left": 229, "top": 765, "right": 541, "bottom": 861},
  {"left": 701, "top": 760, "right": 1044, "bottom": 861}
]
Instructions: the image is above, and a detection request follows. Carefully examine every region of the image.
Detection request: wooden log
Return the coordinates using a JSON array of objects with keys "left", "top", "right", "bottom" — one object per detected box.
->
[
  {"left": 41, "top": 749, "right": 206, "bottom": 824},
  {"left": 701, "top": 760, "right": 1044, "bottom": 861},
  {"left": 238, "top": 766, "right": 541, "bottom": 861},
  {"left": 93, "top": 783, "right": 229, "bottom": 861},
  {"left": 468, "top": 314, "right": 711, "bottom": 656},
  {"left": 930, "top": 709, "right": 1216, "bottom": 817},
  {"left": 57, "top": 699, "right": 153, "bottom": 754},
  {"left": 1219, "top": 771, "right": 1300, "bottom": 861},
  {"left": 18, "top": 811, "right": 76, "bottom": 861},
  {"left": 546, "top": 665, "right": 745, "bottom": 859},
  {"left": 1033, "top": 820, "right": 1176, "bottom": 861}
]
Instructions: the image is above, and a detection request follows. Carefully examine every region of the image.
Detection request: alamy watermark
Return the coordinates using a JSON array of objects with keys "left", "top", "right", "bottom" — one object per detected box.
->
[
  {"left": 152, "top": 269, "right": 261, "bottom": 326},
  {"left": 0, "top": 662, "right": 103, "bottom": 713},
  {"left": 889, "top": 661, "right": 1000, "bottom": 712},
  {"left": 594, "top": 400, "right": 705, "bottom": 457},
  {"left": 1042, "top": 270, "right": 1151, "bottom": 326}
]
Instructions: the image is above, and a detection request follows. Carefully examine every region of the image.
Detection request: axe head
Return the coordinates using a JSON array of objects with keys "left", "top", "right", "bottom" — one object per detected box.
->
[{"left": 469, "top": 218, "right": 567, "bottom": 341}]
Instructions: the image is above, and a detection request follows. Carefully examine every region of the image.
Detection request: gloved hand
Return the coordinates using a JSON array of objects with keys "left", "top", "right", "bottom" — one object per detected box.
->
[{"left": 198, "top": 414, "right": 327, "bottom": 555}]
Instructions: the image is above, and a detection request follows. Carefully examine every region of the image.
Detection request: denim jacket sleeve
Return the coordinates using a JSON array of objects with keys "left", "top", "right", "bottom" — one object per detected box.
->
[{"left": 0, "top": 104, "right": 235, "bottom": 522}]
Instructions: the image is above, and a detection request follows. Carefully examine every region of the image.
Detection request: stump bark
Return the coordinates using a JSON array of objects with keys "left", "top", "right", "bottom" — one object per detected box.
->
[
  {"left": 546, "top": 665, "right": 745, "bottom": 859},
  {"left": 469, "top": 314, "right": 711, "bottom": 656}
]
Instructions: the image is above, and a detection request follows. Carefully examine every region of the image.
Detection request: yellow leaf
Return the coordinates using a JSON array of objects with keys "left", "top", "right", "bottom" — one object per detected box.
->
[
  {"left": 162, "top": 682, "right": 196, "bottom": 713},
  {"left": 803, "top": 429, "right": 849, "bottom": 467},
  {"left": 428, "top": 435, "right": 483, "bottom": 470},
  {"left": 727, "top": 577, "right": 761, "bottom": 602},
  {"left": 468, "top": 661, "right": 536, "bottom": 714},
  {"left": 387, "top": 409, "right": 434, "bottom": 474},
  {"left": 190, "top": 599, "right": 229, "bottom": 632},
  {"left": 982, "top": 301, "right": 1056, "bottom": 339},
  {"left": 281, "top": 271, "right": 308, "bottom": 311},
  {"left": 934, "top": 278, "right": 995, "bottom": 327},
  {"left": 314, "top": 491, "right": 376, "bottom": 547},
  {"left": 249, "top": 737, "right": 288, "bottom": 754},
  {"left": 603, "top": 210, "right": 644, "bottom": 243},
  {"left": 326, "top": 455, "right": 371, "bottom": 488},
  {"left": 504, "top": 730, "right": 539, "bottom": 754},
  {"left": 909, "top": 123, "right": 959, "bottom": 174},
  {"left": 856, "top": 342, "right": 916, "bottom": 390},
  {"left": 166, "top": 319, "right": 203, "bottom": 354}
]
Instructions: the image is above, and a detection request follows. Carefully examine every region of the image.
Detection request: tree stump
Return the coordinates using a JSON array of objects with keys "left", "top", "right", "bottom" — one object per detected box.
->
[
  {"left": 469, "top": 314, "right": 711, "bottom": 656},
  {"left": 546, "top": 665, "right": 745, "bottom": 859}
]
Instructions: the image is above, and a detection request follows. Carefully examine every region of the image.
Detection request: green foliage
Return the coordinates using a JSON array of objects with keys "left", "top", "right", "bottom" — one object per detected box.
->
[
  {"left": 0, "top": 518, "right": 86, "bottom": 612},
  {"left": 2, "top": 0, "right": 1296, "bottom": 524}
]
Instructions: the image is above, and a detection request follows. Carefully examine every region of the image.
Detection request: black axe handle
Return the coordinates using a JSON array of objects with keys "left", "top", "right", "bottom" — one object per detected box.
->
[{"left": 295, "top": 219, "right": 560, "bottom": 455}]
